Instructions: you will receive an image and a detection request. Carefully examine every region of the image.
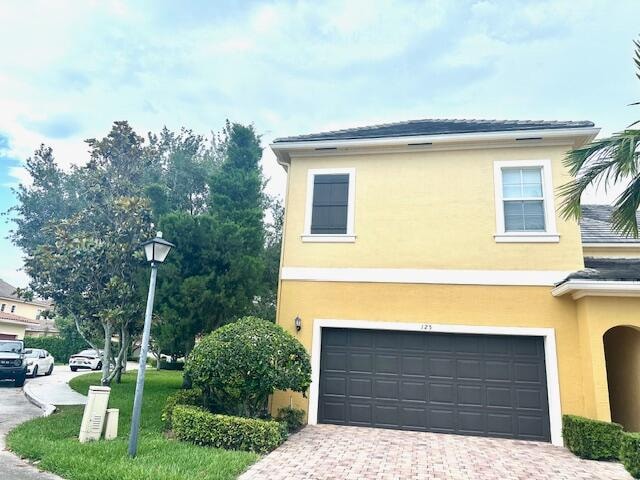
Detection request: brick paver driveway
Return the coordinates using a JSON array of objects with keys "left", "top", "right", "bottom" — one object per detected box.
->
[{"left": 240, "top": 425, "right": 631, "bottom": 480}]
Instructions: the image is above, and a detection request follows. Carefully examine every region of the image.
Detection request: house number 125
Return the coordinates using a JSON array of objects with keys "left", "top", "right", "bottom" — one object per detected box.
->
[{"left": 421, "top": 324, "right": 433, "bottom": 331}]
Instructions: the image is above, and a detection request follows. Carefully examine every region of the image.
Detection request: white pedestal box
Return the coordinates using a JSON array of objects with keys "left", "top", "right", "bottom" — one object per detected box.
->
[
  {"left": 79, "top": 386, "right": 111, "bottom": 443},
  {"left": 103, "top": 408, "right": 119, "bottom": 440}
]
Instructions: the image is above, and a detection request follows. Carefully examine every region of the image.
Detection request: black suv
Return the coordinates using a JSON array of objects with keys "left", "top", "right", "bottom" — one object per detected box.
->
[{"left": 0, "top": 339, "right": 27, "bottom": 386}]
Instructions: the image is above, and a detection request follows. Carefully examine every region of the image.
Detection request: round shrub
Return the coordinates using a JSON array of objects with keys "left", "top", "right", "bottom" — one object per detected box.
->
[{"left": 185, "top": 316, "right": 311, "bottom": 417}]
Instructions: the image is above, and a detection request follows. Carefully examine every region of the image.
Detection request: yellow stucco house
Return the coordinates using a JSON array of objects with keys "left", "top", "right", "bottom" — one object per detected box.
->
[
  {"left": 270, "top": 118, "right": 640, "bottom": 447},
  {"left": 0, "top": 278, "right": 55, "bottom": 339}
]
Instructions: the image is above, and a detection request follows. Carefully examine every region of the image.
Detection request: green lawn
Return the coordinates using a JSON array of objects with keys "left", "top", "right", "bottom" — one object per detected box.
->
[{"left": 7, "top": 370, "right": 258, "bottom": 480}]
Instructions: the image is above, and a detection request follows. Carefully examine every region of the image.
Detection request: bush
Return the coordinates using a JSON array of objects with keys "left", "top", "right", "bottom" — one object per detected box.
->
[
  {"left": 185, "top": 316, "right": 311, "bottom": 417},
  {"left": 159, "top": 360, "right": 184, "bottom": 370},
  {"left": 276, "top": 406, "right": 305, "bottom": 433},
  {"left": 161, "top": 387, "right": 203, "bottom": 428},
  {"left": 562, "top": 414, "right": 623, "bottom": 460},
  {"left": 23, "top": 335, "right": 86, "bottom": 364},
  {"left": 172, "top": 405, "right": 287, "bottom": 454},
  {"left": 621, "top": 433, "right": 640, "bottom": 478}
]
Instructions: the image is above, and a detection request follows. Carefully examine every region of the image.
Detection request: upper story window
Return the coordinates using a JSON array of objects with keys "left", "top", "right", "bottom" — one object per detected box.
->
[
  {"left": 493, "top": 159, "right": 559, "bottom": 243},
  {"left": 303, "top": 168, "right": 355, "bottom": 242},
  {"left": 0, "top": 304, "right": 5, "bottom": 312},
  {"left": 10, "top": 305, "right": 16, "bottom": 313}
]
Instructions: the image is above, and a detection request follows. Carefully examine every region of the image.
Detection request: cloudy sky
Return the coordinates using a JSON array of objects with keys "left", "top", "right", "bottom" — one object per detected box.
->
[{"left": 1, "top": 0, "right": 639, "bottom": 286}]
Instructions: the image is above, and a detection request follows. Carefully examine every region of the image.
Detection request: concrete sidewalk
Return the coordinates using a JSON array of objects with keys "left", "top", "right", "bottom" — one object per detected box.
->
[
  {"left": 24, "top": 362, "right": 139, "bottom": 413},
  {"left": 0, "top": 383, "right": 64, "bottom": 480}
]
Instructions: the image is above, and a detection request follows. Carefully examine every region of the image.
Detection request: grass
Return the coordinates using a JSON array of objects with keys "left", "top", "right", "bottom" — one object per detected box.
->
[{"left": 7, "top": 370, "right": 258, "bottom": 480}]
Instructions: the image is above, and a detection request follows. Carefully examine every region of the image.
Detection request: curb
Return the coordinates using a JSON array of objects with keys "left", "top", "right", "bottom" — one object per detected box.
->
[{"left": 23, "top": 382, "right": 56, "bottom": 417}]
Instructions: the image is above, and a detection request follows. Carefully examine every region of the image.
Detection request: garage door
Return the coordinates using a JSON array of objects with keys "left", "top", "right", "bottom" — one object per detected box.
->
[
  {"left": 318, "top": 328, "right": 550, "bottom": 442},
  {"left": 0, "top": 333, "right": 17, "bottom": 340}
]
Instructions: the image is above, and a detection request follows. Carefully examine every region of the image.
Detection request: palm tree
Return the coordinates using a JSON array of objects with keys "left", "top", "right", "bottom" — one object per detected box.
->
[{"left": 559, "top": 39, "right": 640, "bottom": 236}]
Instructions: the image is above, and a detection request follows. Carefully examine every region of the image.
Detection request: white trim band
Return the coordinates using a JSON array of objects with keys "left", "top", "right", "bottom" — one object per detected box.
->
[
  {"left": 307, "top": 319, "right": 563, "bottom": 446},
  {"left": 551, "top": 280, "right": 640, "bottom": 299},
  {"left": 582, "top": 243, "right": 640, "bottom": 248},
  {"left": 281, "top": 267, "right": 571, "bottom": 286}
]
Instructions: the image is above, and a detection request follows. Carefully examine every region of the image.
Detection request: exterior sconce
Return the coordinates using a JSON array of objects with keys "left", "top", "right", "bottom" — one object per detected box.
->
[{"left": 294, "top": 315, "right": 302, "bottom": 332}]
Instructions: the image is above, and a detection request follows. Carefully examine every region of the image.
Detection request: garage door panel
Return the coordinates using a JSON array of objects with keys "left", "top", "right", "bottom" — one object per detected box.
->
[
  {"left": 349, "top": 403, "right": 373, "bottom": 425},
  {"left": 319, "top": 328, "right": 550, "bottom": 442},
  {"left": 350, "top": 352, "right": 373, "bottom": 373},
  {"left": 458, "top": 410, "right": 486, "bottom": 434},
  {"left": 514, "top": 362, "right": 544, "bottom": 383},
  {"left": 374, "top": 379, "right": 399, "bottom": 400},
  {"left": 374, "top": 404, "right": 401, "bottom": 427},
  {"left": 376, "top": 354, "right": 400, "bottom": 374},
  {"left": 401, "top": 380, "right": 427, "bottom": 402},
  {"left": 349, "top": 377, "right": 372, "bottom": 398},
  {"left": 456, "top": 359, "right": 482, "bottom": 380},
  {"left": 323, "top": 376, "right": 347, "bottom": 396},
  {"left": 429, "top": 357, "right": 455, "bottom": 378},
  {"left": 402, "top": 355, "right": 426, "bottom": 376},
  {"left": 458, "top": 384, "right": 483, "bottom": 407},
  {"left": 429, "top": 383, "right": 455, "bottom": 404},
  {"left": 486, "top": 386, "right": 513, "bottom": 407},
  {"left": 485, "top": 360, "right": 511, "bottom": 381}
]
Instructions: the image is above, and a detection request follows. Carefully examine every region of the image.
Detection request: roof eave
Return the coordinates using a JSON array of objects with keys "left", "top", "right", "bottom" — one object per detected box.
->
[
  {"left": 271, "top": 127, "right": 600, "bottom": 167},
  {"left": 552, "top": 279, "right": 640, "bottom": 299}
]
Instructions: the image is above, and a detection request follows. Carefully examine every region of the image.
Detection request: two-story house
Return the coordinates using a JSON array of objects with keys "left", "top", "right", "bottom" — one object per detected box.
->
[
  {"left": 0, "top": 278, "right": 55, "bottom": 339},
  {"left": 270, "top": 118, "right": 640, "bottom": 447}
]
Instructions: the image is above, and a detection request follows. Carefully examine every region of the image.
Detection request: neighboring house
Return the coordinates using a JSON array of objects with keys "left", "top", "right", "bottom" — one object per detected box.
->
[
  {"left": 270, "top": 118, "right": 640, "bottom": 447},
  {"left": 0, "top": 278, "right": 56, "bottom": 337},
  {"left": 0, "top": 311, "right": 39, "bottom": 340}
]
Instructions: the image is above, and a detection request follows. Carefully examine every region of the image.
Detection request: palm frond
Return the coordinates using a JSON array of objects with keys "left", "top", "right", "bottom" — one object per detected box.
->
[{"left": 559, "top": 129, "right": 640, "bottom": 232}]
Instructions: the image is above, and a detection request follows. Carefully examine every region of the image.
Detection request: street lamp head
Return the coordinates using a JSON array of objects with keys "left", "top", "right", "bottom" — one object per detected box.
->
[{"left": 141, "top": 231, "right": 175, "bottom": 264}]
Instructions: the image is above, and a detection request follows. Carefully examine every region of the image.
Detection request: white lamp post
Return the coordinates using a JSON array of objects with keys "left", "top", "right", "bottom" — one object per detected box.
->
[{"left": 128, "top": 231, "right": 174, "bottom": 458}]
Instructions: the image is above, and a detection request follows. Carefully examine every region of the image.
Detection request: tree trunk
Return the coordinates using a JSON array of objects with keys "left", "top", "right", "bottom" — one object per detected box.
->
[
  {"left": 101, "top": 322, "right": 112, "bottom": 386},
  {"left": 156, "top": 349, "right": 162, "bottom": 370}
]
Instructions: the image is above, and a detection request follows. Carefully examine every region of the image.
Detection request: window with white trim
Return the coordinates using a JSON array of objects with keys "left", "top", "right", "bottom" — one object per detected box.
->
[
  {"left": 502, "top": 167, "right": 545, "bottom": 231},
  {"left": 303, "top": 168, "right": 355, "bottom": 242},
  {"left": 493, "top": 159, "right": 559, "bottom": 243}
]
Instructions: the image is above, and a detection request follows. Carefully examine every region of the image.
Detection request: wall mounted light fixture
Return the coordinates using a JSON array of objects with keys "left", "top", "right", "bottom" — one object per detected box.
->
[{"left": 294, "top": 315, "right": 302, "bottom": 332}]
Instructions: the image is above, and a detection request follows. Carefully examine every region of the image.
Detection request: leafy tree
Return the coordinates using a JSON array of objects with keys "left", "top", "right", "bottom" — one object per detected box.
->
[
  {"left": 12, "top": 122, "right": 153, "bottom": 385},
  {"left": 185, "top": 316, "right": 311, "bottom": 417},
  {"left": 560, "top": 39, "right": 640, "bottom": 235}
]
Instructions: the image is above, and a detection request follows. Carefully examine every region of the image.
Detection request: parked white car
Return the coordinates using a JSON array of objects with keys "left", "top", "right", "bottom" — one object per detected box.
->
[
  {"left": 24, "top": 348, "right": 54, "bottom": 377},
  {"left": 69, "top": 349, "right": 102, "bottom": 372}
]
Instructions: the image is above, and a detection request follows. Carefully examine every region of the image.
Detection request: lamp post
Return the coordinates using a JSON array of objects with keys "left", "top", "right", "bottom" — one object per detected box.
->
[{"left": 128, "top": 231, "right": 174, "bottom": 458}]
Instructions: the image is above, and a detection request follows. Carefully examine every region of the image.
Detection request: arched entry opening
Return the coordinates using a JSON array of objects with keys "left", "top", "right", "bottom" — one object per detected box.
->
[{"left": 604, "top": 326, "right": 640, "bottom": 431}]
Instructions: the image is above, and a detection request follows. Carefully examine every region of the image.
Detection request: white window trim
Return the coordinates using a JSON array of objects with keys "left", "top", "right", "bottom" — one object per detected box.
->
[
  {"left": 493, "top": 159, "right": 559, "bottom": 243},
  {"left": 307, "top": 318, "right": 563, "bottom": 446},
  {"left": 302, "top": 168, "right": 356, "bottom": 243}
]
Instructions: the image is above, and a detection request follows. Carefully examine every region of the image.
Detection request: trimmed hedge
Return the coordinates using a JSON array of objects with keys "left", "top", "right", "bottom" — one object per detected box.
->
[
  {"left": 159, "top": 360, "right": 184, "bottom": 371},
  {"left": 172, "top": 405, "right": 287, "bottom": 454},
  {"left": 562, "top": 414, "right": 623, "bottom": 460},
  {"left": 276, "top": 406, "right": 305, "bottom": 433},
  {"left": 621, "top": 432, "right": 640, "bottom": 478},
  {"left": 23, "top": 335, "right": 86, "bottom": 364},
  {"left": 161, "top": 388, "right": 203, "bottom": 428}
]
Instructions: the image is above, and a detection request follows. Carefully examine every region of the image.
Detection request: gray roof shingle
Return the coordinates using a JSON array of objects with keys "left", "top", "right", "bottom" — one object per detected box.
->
[
  {"left": 560, "top": 257, "right": 640, "bottom": 283},
  {"left": 0, "top": 278, "right": 52, "bottom": 307},
  {"left": 273, "top": 118, "right": 595, "bottom": 143},
  {"left": 580, "top": 205, "right": 640, "bottom": 244}
]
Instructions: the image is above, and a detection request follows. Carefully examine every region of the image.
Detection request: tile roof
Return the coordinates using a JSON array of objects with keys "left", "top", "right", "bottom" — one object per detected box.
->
[
  {"left": 0, "top": 278, "right": 52, "bottom": 307},
  {"left": 0, "top": 311, "right": 39, "bottom": 325},
  {"left": 580, "top": 205, "right": 640, "bottom": 244},
  {"left": 559, "top": 257, "right": 640, "bottom": 284},
  {"left": 273, "top": 118, "right": 595, "bottom": 143}
]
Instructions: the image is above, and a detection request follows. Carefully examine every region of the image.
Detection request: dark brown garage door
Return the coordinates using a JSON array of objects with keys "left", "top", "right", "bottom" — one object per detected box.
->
[{"left": 318, "top": 328, "right": 550, "bottom": 442}]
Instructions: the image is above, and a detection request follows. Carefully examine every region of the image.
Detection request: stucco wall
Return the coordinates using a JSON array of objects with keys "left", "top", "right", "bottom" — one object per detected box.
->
[
  {"left": 272, "top": 280, "right": 585, "bottom": 420},
  {"left": 604, "top": 326, "right": 640, "bottom": 431},
  {"left": 0, "top": 299, "right": 45, "bottom": 321},
  {"left": 575, "top": 296, "right": 640, "bottom": 425},
  {"left": 0, "top": 321, "right": 27, "bottom": 339},
  {"left": 281, "top": 144, "right": 585, "bottom": 271}
]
